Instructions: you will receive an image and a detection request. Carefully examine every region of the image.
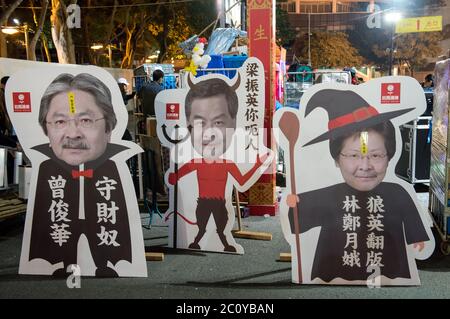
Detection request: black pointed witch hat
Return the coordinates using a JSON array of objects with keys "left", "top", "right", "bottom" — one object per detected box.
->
[{"left": 303, "top": 89, "right": 414, "bottom": 147}]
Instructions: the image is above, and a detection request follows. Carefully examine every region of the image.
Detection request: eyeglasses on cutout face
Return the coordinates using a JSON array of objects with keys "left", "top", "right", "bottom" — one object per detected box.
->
[
  {"left": 339, "top": 152, "right": 387, "bottom": 163},
  {"left": 46, "top": 117, "right": 105, "bottom": 130}
]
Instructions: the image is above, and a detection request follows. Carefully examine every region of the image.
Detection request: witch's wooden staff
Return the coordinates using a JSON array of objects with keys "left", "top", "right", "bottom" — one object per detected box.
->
[{"left": 279, "top": 111, "right": 302, "bottom": 283}]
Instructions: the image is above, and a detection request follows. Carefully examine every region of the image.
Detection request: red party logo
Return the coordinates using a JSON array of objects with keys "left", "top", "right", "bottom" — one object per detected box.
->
[
  {"left": 381, "top": 83, "right": 400, "bottom": 104},
  {"left": 166, "top": 103, "right": 179, "bottom": 120},
  {"left": 13, "top": 92, "right": 31, "bottom": 112}
]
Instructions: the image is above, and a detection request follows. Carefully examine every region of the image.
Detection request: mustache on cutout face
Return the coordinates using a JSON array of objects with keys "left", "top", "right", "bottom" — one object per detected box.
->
[{"left": 62, "top": 138, "right": 90, "bottom": 150}]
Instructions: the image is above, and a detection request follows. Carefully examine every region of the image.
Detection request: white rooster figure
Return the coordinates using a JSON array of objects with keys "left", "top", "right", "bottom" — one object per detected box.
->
[{"left": 192, "top": 42, "right": 211, "bottom": 69}]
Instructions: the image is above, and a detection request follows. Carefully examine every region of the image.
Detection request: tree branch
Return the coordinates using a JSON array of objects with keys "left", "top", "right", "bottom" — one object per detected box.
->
[
  {"left": 29, "top": 0, "right": 49, "bottom": 61},
  {"left": 0, "top": 0, "right": 23, "bottom": 26},
  {"left": 105, "top": 0, "right": 118, "bottom": 43}
]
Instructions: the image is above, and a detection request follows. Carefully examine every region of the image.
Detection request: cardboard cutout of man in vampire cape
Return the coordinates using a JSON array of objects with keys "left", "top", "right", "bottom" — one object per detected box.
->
[
  {"left": 156, "top": 57, "right": 273, "bottom": 254},
  {"left": 274, "top": 77, "right": 435, "bottom": 285},
  {"left": 2, "top": 59, "right": 147, "bottom": 277}
]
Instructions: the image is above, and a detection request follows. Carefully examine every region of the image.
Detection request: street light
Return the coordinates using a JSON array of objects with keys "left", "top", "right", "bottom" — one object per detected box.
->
[
  {"left": 1, "top": 24, "right": 30, "bottom": 60},
  {"left": 385, "top": 10, "right": 402, "bottom": 76},
  {"left": 1, "top": 27, "right": 19, "bottom": 35},
  {"left": 90, "top": 44, "right": 103, "bottom": 50},
  {"left": 91, "top": 43, "right": 114, "bottom": 67}
]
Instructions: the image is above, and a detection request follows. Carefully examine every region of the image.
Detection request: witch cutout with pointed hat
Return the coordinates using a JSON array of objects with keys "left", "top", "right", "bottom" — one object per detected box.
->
[{"left": 279, "top": 85, "right": 434, "bottom": 285}]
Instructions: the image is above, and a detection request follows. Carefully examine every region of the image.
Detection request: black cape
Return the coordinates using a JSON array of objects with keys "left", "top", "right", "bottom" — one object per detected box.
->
[
  {"left": 28, "top": 143, "right": 133, "bottom": 266},
  {"left": 289, "top": 182, "right": 429, "bottom": 282}
]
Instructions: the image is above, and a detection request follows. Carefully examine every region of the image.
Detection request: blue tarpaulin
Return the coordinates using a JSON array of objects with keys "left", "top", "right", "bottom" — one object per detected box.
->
[{"left": 204, "top": 28, "right": 247, "bottom": 55}]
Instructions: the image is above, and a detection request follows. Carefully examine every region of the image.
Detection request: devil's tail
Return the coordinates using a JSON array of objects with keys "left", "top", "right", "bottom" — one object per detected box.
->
[{"left": 165, "top": 211, "right": 197, "bottom": 225}]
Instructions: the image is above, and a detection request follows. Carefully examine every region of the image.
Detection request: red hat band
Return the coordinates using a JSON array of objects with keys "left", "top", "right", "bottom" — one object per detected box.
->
[{"left": 328, "top": 106, "right": 379, "bottom": 130}]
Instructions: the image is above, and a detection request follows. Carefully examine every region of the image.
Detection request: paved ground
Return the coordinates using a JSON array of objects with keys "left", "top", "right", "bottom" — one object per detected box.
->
[{"left": 1, "top": 187, "right": 450, "bottom": 299}]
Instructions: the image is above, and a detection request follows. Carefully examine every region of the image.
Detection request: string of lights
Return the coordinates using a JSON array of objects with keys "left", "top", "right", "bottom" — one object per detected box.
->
[{"left": 16, "top": 0, "right": 212, "bottom": 10}]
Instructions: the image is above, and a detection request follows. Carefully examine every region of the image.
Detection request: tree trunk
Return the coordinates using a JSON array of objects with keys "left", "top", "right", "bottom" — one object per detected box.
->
[
  {"left": 0, "top": 33, "right": 6, "bottom": 57},
  {"left": 0, "top": 0, "right": 6, "bottom": 57},
  {"left": 120, "top": 8, "right": 152, "bottom": 69},
  {"left": 29, "top": 0, "right": 49, "bottom": 61},
  {"left": 82, "top": 19, "right": 93, "bottom": 64},
  {"left": 129, "top": 30, "right": 141, "bottom": 68},
  {"left": 120, "top": 7, "right": 133, "bottom": 69},
  {"left": 51, "top": 0, "right": 76, "bottom": 64},
  {"left": 41, "top": 32, "right": 52, "bottom": 62},
  {"left": 0, "top": 0, "right": 24, "bottom": 26},
  {"left": 157, "top": 20, "right": 168, "bottom": 63},
  {"left": 409, "top": 63, "right": 415, "bottom": 78},
  {"left": 121, "top": 24, "right": 136, "bottom": 69},
  {"left": 101, "top": 0, "right": 118, "bottom": 67},
  {"left": 105, "top": 0, "right": 118, "bottom": 42},
  {"left": 81, "top": 0, "right": 94, "bottom": 65}
]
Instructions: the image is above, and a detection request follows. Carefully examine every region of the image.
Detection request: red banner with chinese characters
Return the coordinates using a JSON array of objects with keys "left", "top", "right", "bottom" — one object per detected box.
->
[{"left": 248, "top": 0, "right": 277, "bottom": 216}]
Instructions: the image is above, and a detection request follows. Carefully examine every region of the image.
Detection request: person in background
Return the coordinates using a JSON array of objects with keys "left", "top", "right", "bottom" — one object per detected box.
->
[
  {"left": 0, "top": 76, "right": 13, "bottom": 136},
  {"left": 422, "top": 74, "right": 434, "bottom": 88},
  {"left": 0, "top": 75, "right": 20, "bottom": 185},
  {"left": 137, "top": 69, "right": 164, "bottom": 117},
  {"left": 117, "top": 78, "right": 134, "bottom": 141},
  {"left": 117, "top": 77, "right": 136, "bottom": 106},
  {"left": 350, "top": 68, "right": 359, "bottom": 85}
]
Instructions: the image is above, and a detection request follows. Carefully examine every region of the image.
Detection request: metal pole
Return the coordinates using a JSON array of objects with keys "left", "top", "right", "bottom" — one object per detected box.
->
[
  {"left": 389, "top": 0, "right": 395, "bottom": 76},
  {"left": 234, "top": 188, "right": 242, "bottom": 231},
  {"left": 219, "top": 0, "right": 226, "bottom": 28},
  {"left": 240, "top": 0, "right": 246, "bottom": 31},
  {"left": 173, "top": 129, "right": 178, "bottom": 249},
  {"left": 308, "top": 13, "right": 311, "bottom": 66},
  {"left": 388, "top": 27, "right": 394, "bottom": 76}
]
